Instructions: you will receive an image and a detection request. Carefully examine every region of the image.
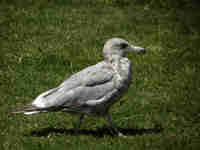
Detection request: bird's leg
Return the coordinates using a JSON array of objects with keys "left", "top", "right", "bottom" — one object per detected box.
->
[
  {"left": 74, "top": 114, "right": 84, "bottom": 134},
  {"left": 106, "top": 113, "right": 125, "bottom": 137}
]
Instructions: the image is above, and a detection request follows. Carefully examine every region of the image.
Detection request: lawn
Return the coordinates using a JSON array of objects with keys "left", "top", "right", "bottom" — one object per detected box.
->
[{"left": 0, "top": 0, "right": 200, "bottom": 150}]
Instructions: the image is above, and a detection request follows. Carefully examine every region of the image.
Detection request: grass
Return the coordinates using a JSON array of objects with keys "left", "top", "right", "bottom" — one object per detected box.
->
[{"left": 0, "top": 0, "right": 200, "bottom": 150}]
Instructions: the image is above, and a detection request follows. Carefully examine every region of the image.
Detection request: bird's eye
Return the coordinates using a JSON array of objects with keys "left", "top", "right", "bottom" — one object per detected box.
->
[{"left": 120, "top": 43, "right": 128, "bottom": 49}]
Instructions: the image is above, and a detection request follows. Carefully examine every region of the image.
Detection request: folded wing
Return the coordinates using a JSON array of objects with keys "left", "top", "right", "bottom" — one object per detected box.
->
[{"left": 32, "top": 62, "right": 116, "bottom": 112}]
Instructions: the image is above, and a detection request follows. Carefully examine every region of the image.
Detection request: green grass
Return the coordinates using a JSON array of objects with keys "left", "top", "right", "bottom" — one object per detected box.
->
[{"left": 0, "top": 0, "right": 200, "bottom": 150}]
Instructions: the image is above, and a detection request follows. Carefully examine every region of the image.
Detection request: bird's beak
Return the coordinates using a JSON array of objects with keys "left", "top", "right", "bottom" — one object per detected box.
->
[{"left": 128, "top": 44, "right": 146, "bottom": 54}]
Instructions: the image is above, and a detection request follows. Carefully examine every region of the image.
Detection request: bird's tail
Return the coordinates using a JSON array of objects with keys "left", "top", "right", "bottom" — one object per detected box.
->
[{"left": 9, "top": 104, "right": 45, "bottom": 115}]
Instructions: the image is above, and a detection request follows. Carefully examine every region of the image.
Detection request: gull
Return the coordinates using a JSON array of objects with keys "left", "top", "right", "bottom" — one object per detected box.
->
[{"left": 11, "top": 38, "right": 146, "bottom": 136}]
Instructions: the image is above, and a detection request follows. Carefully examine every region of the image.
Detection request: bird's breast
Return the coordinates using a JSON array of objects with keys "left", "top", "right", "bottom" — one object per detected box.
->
[{"left": 112, "top": 58, "right": 132, "bottom": 89}]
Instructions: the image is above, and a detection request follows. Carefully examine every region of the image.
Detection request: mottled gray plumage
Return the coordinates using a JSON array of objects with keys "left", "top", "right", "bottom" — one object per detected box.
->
[{"left": 11, "top": 38, "right": 145, "bottom": 136}]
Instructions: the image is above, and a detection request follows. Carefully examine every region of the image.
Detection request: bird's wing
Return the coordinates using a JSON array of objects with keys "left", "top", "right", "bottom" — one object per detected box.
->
[
  {"left": 32, "top": 62, "right": 116, "bottom": 109},
  {"left": 59, "top": 61, "right": 113, "bottom": 90}
]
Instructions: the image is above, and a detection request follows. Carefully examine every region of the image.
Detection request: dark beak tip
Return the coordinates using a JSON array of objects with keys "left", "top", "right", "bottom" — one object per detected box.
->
[{"left": 140, "top": 48, "right": 146, "bottom": 54}]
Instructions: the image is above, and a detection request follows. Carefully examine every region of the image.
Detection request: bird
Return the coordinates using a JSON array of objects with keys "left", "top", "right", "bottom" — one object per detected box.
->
[{"left": 11, "top": 38, "right": 146, "bottom": 136}]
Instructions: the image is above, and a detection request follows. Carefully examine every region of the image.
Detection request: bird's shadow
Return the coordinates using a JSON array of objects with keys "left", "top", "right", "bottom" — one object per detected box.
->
[{"left": 27, "top": 126, "right": 163, "bottom": 138}]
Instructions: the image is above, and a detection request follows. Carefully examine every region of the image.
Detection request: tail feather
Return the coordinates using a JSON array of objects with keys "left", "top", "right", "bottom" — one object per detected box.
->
[
  {"left": 10, "top": 104, "right": 43, "bottom": 115},
  {"left": 10, "top": 104, "right": 62, "bottom": 115}
]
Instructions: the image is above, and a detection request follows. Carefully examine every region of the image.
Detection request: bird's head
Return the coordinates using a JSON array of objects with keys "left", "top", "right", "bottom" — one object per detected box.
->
[{"left": 103, "top": 38, "right": 146, "bottom": 60}]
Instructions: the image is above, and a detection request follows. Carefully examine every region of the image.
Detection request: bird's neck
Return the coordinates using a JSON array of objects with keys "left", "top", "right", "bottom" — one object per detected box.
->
[
  {"left": 105, "top": 55, "right": 123, "bottom": 72},
  {"left": 105, "top": 54, "right": 132, "bottom": 89},
  {"left": 104, "top": 54, "right": 121, "bottom": 64}
]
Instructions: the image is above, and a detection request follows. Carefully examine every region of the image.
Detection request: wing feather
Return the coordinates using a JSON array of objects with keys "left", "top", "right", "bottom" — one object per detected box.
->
[{"left": 32, "top": 61, "right": 115, "bottom": 110}]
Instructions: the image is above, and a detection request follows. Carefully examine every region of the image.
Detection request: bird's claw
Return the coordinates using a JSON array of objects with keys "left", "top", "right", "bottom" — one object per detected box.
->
[{"left": 118, "top": 132, "right": 126, "bottom": 137}]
